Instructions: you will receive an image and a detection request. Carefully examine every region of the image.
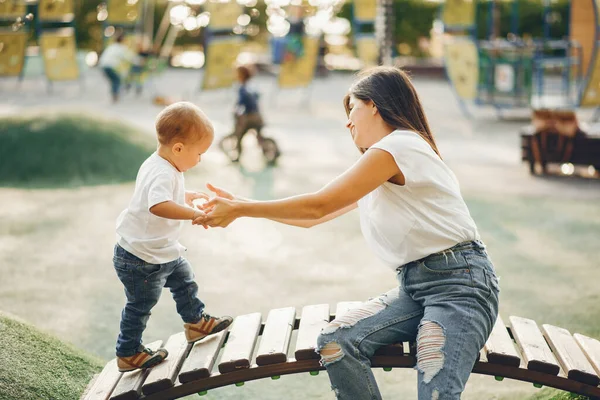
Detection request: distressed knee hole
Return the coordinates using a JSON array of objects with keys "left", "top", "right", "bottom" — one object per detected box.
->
[
  {"left": 321, "top": 288, "right": 399, "bottom": 335},
  {"left": 319, "top": 341, "right": 344, "bottom": 365},
  {"left": 416, "top": 321, "right": 445, "bottom": 384}
]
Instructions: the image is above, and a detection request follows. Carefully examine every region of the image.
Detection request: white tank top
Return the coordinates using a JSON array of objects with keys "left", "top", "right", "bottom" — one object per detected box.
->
[{"left": 358, "top": 130, "right": 480, "bottom": 270}]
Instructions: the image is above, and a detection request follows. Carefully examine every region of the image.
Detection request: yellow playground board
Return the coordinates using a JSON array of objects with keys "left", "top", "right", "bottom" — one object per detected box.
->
[
  {"left": 205, "top": 0, "right": 242, "bottom": 30},
  {"left": 278, "top": 36, "right": 319, "bottom": 89},
  {"left": 0, "top": 1, "right": 26, "bottom": 18},
  {"left": 108, "top": 0, "right": 140, "bottom": 25},
  {"left": 581, "top": 55, "right": 600, "bottom": 106},
  {"left": 202, "top": 37, "right": 242, "bottom": 90},
  {"left": 355, "top": 36, "right": 378, "bottom": 67},
  {"left": 38, "top": 0, "right": 74, "bottom": 22},
  {"left": 40, "top": 29, "right": 79, "bottom": 81},
  {"left": 353, "top": 0, "right": 377, "bottom": 21},
  {"left": 444, "top": 38, "right": 479, "bottom": 101},
  {"left": 442, "top": 0, "right": 476, "bottom": 28},
  {"left": 0, "top": 31, "right": 27, "bottom": 76}
]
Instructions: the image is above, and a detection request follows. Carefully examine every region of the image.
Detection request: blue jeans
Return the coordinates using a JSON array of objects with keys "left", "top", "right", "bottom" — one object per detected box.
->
[
  {"left": 316, "top": 240, "right": 500, "bottom": 400},
  {"left": 102, "top": 67, "right": 121, "bottom": 97},
  {"left": 113, "top": 245, "right": 205, "bottom": 357}
]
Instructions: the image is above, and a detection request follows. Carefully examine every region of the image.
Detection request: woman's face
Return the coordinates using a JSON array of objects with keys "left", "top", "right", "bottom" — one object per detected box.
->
[{"left": 345, "top": 95, "right": 376, "bottom": 149}]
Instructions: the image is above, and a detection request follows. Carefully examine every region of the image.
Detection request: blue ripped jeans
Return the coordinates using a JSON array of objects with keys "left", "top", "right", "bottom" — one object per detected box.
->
[
  {"left": 316, "top": 240, "right": 500, "bottom": 400},
  {"left": 113, "top": 245, "right": 205, "bottom": 357}
]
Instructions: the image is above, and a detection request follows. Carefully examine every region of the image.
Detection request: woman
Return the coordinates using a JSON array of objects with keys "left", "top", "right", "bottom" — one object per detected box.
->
[{"left": 196, "top": 66, "right": 500, "bottom": 400}]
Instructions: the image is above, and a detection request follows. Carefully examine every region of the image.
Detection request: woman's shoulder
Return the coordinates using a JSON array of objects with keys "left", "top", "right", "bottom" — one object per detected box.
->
[{"left": 375, "top": 130, "right": 434, "bottom": 152}]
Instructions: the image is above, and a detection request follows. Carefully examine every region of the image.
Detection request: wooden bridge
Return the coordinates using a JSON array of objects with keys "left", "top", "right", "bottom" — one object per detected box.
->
[{"left": 81, "top": 302, "right": 600, "bottom": 400}]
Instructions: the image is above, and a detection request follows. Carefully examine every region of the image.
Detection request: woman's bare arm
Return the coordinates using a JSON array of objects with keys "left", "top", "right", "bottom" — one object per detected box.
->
[{"left": 199, "top": 149, "right": 401, "bottom": 227}]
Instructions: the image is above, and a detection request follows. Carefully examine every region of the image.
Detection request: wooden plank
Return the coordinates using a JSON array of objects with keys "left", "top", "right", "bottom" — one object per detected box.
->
[
  {"left": 110, "top": 341, "right": 164, "bottom": 400},
  {"left": 80, "top": 374, "right": 99, "bottom": 400},
  {"left": 142, "top": 333, "right": 191, "bottom": 396},
  {"left": 542, "top": 325, "right": 599, "bottom": 386},
  {"left": 218, "top": 312, "right": 262, "bottom": 374},
  {"left": 484, "top": 315, "right": 521, "bottom": 367},
  {"left": 509, "top": 316, "right": 560, "bottom": 375},
  {"left": 178, "top": 328, "right": 229, "bottom": 383},
  {"left": 256, "top": 307, "right": 296, "bottom": 365},
  {"left": 574, "top": 333, "right": 600, "bottom": 377},
  {"left": 82, "top": 359, "right": 122, "bottom": 400},
  {"left": 295, "top": 304, "right": 330, "bottom": 360},
  {"left": 333, "top": 301, "right": 363, "bottom": 320}
]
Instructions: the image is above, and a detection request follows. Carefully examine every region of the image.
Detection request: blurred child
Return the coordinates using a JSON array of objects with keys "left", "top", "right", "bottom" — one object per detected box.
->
[
  {"left": 98, "top": 33, "right": 135, "bottom": 103},
  {"left": 226, "top": 65, "right": 265, "bottom": 162},
  {"left": 113, "top": 102, "right": 233, "bottom": 372}
]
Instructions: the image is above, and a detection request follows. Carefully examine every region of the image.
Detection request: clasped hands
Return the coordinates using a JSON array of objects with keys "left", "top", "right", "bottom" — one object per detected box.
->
[{"left": 187, "top": 183, "right": 239, "bottom": 229}]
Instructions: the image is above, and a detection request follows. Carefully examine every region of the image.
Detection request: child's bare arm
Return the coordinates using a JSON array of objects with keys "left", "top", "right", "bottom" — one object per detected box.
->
[{"left": 150, "top": 201, "right": 203, "bottom": 221}]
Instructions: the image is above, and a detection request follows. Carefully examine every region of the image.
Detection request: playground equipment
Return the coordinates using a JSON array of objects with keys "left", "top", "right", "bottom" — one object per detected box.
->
[
  {"left": 442, "top": 0, "right": 600, "bottom": 118},
  {"left": 82, "top": 302, "right": 600, "bottom": 400},
  {"left": 0, "top": 0, "right": 80, "bottom": 90}
]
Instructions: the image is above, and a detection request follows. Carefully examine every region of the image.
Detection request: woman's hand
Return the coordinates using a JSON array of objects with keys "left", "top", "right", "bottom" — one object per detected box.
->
[
  {"left": 205, "top": 183, "right": 235, "bottom": 201},
  {"left": 193, "top": 197, "right": 240, "bottom": 228}
]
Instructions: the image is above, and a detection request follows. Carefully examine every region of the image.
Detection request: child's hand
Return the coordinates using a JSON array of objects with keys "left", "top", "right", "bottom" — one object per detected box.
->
[
  {"left": 185, "top": 191, "right": 209, "bottom": 208},
  {"left": 194, "top": 197, "right": 239, "bottom": 228}
]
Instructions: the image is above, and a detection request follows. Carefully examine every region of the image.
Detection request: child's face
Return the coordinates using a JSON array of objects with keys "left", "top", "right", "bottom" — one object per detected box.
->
[{"left": 172, "top": 129, "right": 214, "bottom": 172}]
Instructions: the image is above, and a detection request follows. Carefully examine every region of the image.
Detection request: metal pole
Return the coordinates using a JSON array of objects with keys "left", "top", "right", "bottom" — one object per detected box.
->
[
  {"left": 154, "top": 1, "right": 176, "bottom": 54},
  {"left": 375, "top": 0, "right": 393, "bottom": 65}
]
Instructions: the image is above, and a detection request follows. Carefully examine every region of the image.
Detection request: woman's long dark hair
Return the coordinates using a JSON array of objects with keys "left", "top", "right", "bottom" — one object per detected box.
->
[{"left": 344, "top": 66, "right": 441, "bottom": 157}]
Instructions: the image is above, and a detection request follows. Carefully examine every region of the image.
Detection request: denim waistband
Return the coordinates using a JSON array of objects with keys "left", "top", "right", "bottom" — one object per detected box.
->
[{"left": 397, "top": 240, "right": 485, "bottom": 271}]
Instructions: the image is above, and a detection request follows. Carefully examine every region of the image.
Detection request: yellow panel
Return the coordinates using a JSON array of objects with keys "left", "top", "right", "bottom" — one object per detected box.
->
[
  {"left": 0, "top": 1, "right": 26, "bottom": 18},
  {"left": 202, "top": 38, "right": 242, "bottom": 90},
  {"left": 38, "top": 0, "right": 74, "bottom": 22},
  {"left": 40, "top": 30, "right": 79, "bottom": 81},
  {"left": 570, "top": 0, "right": 597, "bottom": 76},
  {"left": 278, "top": 36, "right": 319, "bottom": 89},
  {"left": 442, "top": 0, "right": 476, "bottom": 28},
  {"left": 107, "top": 0, "right": 140, "bottom": 24},
  {"left": 581, "top": 55, "right": 600, "bottom": 106},
  {"left": 0, "top": 31, "right": 27, "bottom": 76},
  {"left": 444, "top": 39, "right": 478, "bottom": 100},
  {"left": 353, "top": 0, "right": 376, "bottom": 21},
  {"left": 355, "top": 36, "right": 378, "bottom": 67},
  {"left": 205, "top": 1, "right": 242, "bottom": 30}
]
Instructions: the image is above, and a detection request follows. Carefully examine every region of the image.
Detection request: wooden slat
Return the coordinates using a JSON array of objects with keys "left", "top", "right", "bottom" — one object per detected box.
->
[
  {"left": 82, "top": 359, "right": 122, "bottom": 400},
  {"left": 80, "top": 374, "right": 99, "bottom": 400},
  {"left": 333, "top": 301, "right": 363, "bottom": 320},
  {"left": 295, "top": 304, "right": 330, "bottom": 360},
  {"left": 542, "top": 325, "right": 599, "bottom": 386},
  {"left": 574, "top": 333, "right": 600, "bottom": 377},
  {"left": 256, "top": 307, "right": 296, "bottom": 365},
  {"left": 218, "top": 312, "right": 262, "bottom": 374},
  {"left": 484, "top": 315, "right": 521, "bottom": 367},
  {"left": 142, "top": 333, "right": 190, "bottom": 396},
  {"left": 110, "top": 341, "right": 164, "bottom": 400},
  {"left": 178, "top": 328, "right": 229, "bottom": 383},
  {"left": 509, "top": 316, "right": 560, "bottom": 375}
]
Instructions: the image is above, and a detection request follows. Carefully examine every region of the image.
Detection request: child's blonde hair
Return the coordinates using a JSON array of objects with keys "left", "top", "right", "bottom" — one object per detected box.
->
[{"left": 155, "top": 102, "right": 213, "bottom": 145}]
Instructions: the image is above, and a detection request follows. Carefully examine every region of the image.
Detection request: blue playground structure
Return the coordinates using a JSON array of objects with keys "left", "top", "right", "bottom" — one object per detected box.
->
[{"left": 442, "top": 0, "right": 600, "bottom": 119}]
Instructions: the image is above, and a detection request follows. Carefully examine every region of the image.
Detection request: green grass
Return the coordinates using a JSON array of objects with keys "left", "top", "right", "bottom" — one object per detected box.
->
[
  {"left": 0, "top": 113, "right": 154, "bottom": 188},
  {"left": 0, "top": 312, "right": 103, "bottom": 400},
  {"left": 527, "top": 388, "right": 590, "bottom": 400}
]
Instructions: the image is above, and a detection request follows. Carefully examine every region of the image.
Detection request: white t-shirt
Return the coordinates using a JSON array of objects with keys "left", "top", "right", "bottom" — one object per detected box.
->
[
  {"left": 358, "top": 130, "right": 480, "bottom": 270},
  {"left": 116, "top": 152, "right": 187, "bottom": 264},
  {"left": 98, "top": 43, "right": 134, "bottom": 69}
]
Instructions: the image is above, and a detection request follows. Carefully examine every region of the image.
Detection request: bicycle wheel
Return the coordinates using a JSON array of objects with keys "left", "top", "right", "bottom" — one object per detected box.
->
[
  {"left": 219, "top": 133, "right": 241, "bottom": 161},
  {"left": 260, "top": 137, "right": 281, "bottom": 165}
]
